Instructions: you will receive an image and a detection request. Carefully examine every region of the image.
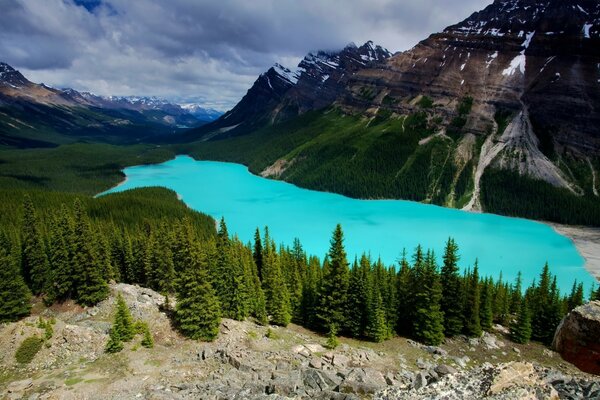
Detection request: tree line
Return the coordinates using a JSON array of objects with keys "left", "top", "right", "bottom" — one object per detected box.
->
[{"left": 1, "top": 197, "right": 597, "bottom": 347}]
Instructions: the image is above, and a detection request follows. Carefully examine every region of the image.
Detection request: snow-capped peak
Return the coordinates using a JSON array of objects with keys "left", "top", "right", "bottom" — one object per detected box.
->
[{"left": 273, "top": 63, "right": 300, "bottom": 84}]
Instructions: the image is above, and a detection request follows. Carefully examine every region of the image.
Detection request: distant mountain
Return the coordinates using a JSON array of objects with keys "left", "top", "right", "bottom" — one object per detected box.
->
[
  {"left": 188, "top": 41, "right": 392, "bottom": 139},
  {"left": 0, "top": 62, "right": 214, "bottom": 147},
  {"left": 179, "top": 103, "right": 222, "bottom": 122},
  {"left": 184, "top": 0, "right": 600, "bottom": 226}
]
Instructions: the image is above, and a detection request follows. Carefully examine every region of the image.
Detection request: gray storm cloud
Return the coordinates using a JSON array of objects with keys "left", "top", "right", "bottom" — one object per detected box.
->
[{"left": 0, "top": 0, "right": 491, "bottom": 111}]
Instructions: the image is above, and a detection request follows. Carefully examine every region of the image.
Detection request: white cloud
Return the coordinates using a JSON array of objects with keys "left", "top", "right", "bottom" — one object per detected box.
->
[{"left": 0, "top": 0, "right": 492, "bottom": 111}]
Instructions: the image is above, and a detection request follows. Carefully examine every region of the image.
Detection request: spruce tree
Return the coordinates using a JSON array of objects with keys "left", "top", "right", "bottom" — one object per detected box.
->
[
  {"left": 47, "top": 207, "right": 74, "bottom": 302},
  {"left": 412, "top": 249, "right": 444, "bottom": 345},
  {"left": 105, "top": 327, "right": 124, "bottom": 353},
  {"left": 300, "top": 256, "right": 321, "bottom": 329},
  {"left": 20, "top": 196, "right": 50, "bottom": 294},
  {"left": 480, "top": 278, "right": 494, "bottom": 332},
  {"left": 113, "top": 293, "right": 135, "bottom": 342},
  {"left": 141, "top": 324, "right": 154, "bottom": 348},
  {"left": 463, "top": 261, "right": 482, "bottom": 337},
  {"left": 145, "top": 227, "right": 176, "bottom": 294},
  {"left": 346, "top": 255, "right": 370, "bottom": 338},
  {"left": 566, "top": 281, "right": 584, "bottom": 311},
  {"left": 440, "top": 238, "right": 463, "bottom": 336},
  {"left": 262, "top": 237, "right": 291, "bottom": 326},
  {"left": 253, "top": 227, "right": 264, "bottom": 281},
  {"left": 510, "top": 298, "right": 532, "bottom": 344},
  {"left": 214, "top": 219, "right": 248, "bottom": 320},
  {"left": 395, "top": 250, "right": 412, "bottom": 336},
  {"left": 317, "top": 224, "right": 350, "bottom": 333},
  {"left": 0, "top": 233, "right": 31, "bottom": 322},
  {"left": 72, "top": 200, "right": 109, "bottom": 306},
  {"left": 509, "top": 272, "right": 523, "bottom": 314},
  {"left": 365, "top": 289, "right": 387, "bottom": 343},
  {"left": 175, "top": 237, "right": 221, "bottom": 341}
]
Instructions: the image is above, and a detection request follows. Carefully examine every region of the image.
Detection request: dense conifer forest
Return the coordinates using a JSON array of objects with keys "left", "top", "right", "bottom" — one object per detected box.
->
[{"left": 1, "top": 194, "right": 595, "bottom": 348}]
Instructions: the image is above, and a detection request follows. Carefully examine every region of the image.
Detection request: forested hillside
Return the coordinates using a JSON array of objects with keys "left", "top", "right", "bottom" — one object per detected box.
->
[{"left": 1, "top": 195, "right": 595, "bottom": 349}]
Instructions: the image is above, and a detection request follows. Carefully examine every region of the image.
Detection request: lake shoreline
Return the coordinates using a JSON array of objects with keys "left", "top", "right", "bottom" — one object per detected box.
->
[{"left": 551, "top": 224, "right": 600, "bottom": 283}]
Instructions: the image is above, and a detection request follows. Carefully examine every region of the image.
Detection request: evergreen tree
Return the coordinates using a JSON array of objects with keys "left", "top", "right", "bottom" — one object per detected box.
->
[
  {"left": 0, "top": 233, "right": 31, "bottom": 322},
  {"left": 214, "top": 219, "right": 248, "bottom": 320},
  {"left": 463, "top": 261, "right": 482, "bottom": 337},
  {"left": 317, "top": 224, "right": 350, "bottom": 333},
  {"left": 566, "top": 281, "right": 584, "bottom": 311},
  {"left": 346, "top": 255, "right": 370, "bottom": 337},
  {"left": 20, "top": 196, "right": 50, "bottom": 294},
  {"left": 365, "top": 288, "right": 387, "bottom": 342},
  {"left": 253, "top": 228, "right": 264, "bottom": 281},
  {"left": 262, "top": 236, "right": 291, "bottom": 326},
  {"left": 412, "top": 249, "right": 444, "bottom": 345},
  {"left": 440, "top": 238, "right": 463, "bottom": 336},
  {"left": 145, "top": 227, "right": 176, "bottom": 294},
  {"left": 141, "top": 324, "right": 154, "bottom": 348},
  {"left": 105, "top": 326, "right": 124, "bottom": 353},
  {"left": 72, "top": 200, "right": 109, "bottom": 306},
  {"left": 300, "top": 256, "right": 321, "bottom": 329},
  {"left": 480, "top": 278, "right": 493, "bottom": 332},
  {"left": 510, "top": 298, "right": 532, "bottom": 344},
  {"left": 593, "top": 285, "right": 600, "bottom": 302},
  {"left": 510, "top": 272, "right": 523, "bottom": 314},
  {"left": 47, "top": 207, "right": 74, "bottom": 302},
  {"left": 395, "top": 250, "right": 412, "bottom": 336},
  {"left": 113, "top": 293, "right": 135, "bottom": 342},
  {"left": 175, "top": 237, "right": 221, "bottom": 341}
]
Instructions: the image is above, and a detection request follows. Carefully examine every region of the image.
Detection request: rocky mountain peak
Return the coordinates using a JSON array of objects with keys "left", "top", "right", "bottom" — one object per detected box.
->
[
  {"left": 447, "top": 0, "right": 599, "bottom": 38},
  {"left": 0, "top": 62, "right": 29, "bottom": 88}
]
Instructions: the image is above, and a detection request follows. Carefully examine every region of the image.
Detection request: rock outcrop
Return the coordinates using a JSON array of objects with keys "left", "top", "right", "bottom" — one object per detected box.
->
[
  {"left": 375, "top": 361, "right": 600, "bottom": 400},
  {"left": 553, "top": 300, "right": 600, "bottom": 375}
]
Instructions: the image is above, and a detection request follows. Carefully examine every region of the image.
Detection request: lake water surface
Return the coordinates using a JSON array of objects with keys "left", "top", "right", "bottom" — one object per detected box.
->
[{"left": 100, "top": 155, "right": 595, "bottom": 294}]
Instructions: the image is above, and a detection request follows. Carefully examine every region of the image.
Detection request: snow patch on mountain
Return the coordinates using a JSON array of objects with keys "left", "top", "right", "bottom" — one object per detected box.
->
[{"left": 502, "top": 31, "right": 535, "bottom": 76}]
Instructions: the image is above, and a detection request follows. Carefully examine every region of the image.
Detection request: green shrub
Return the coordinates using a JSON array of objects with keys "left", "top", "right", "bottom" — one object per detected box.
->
[{"left": 15, "top": 336, "right": 44, "bottom": 364}]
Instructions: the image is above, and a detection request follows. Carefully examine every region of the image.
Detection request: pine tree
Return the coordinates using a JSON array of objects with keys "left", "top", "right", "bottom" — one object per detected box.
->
[
  {"left": 214, "top": 219, "right": 248, "bottom": 320},
  {"left": 0, "top": 233, "right": 31, "bottom": 322},
  {"left": 20, "top": 196, "right": 50, "bottom": 294},
  {"left": 463, "top": 261, "right": 482, "bottom": 337},
  {"left": 141, "top": 324, "right": 154, "bottom": 348},
  {"left": 175, "top": 237, "right": 221, "bottom": 341},
  {"left": 566, "top": 281, "right": 584, "bottom": 311},
  {"left": 510, "top": 298, "right": 532, "bottom": 344},
  {"left": 46, "top": 207, "right": 74, "bottom": 302},
  {"left": 510, "top": 272, "right": 523, "bottom": 314},
  {"left": 253, "top": 227, "right": 264, "bottom": 281},
  {"left": 145, "top": 227, "right": 176, "bottom": 294},
  {"left": 594, "top": 286, "right": 600, "bottom": 302},
  {"left": 395, "top": 250, "right": 412, "bottom": 336},
  {"left": 317, "top": 224, "right": 350, "bottom": 333},
  {"left": 412, "top": 249, "right": 444, "bottom": 345},
  {"left": 480, "top": 278, "right": 493, "bottom": 332},
  {"left": 105, "top": 326, "right": 124, "bottom": 353},
  {"left": 440, "top": 238, "right": 463, "bottom": 336},
  {"left": 113, "top": 293, "right": 135, "bottom": 342},
  {"left": 262, "top": 237, "right": 291, "bottom": 326},
  {"left": 72, "top": 200, "right": 109, "bottom": 306},
  {"left": 346, "top": 255, "right": 370, "bottom": 338},
  {"left": 300, "top": 256, "right": 321, "bottom": 329},
  {"left": 366, "top": 289, "right": 387, "bottom": 343}
]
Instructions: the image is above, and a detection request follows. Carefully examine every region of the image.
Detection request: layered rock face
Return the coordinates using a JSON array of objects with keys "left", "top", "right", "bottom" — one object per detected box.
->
[{"left": 553, "top": 300, "right": 600, "bottom": 375}]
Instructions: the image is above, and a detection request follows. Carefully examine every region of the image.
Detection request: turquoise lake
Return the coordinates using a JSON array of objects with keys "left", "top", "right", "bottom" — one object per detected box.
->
[{"left": 100, "top": 155, "right": 595, "bottom": 294}]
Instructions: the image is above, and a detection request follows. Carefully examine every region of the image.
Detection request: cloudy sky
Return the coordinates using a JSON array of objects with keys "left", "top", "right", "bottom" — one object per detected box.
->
[{"left": 0, "top": 0, "right": 491, "bottom": 111}]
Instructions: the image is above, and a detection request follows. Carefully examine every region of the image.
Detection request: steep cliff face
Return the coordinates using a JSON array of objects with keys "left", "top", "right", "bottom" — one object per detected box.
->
[{"left": 340, "top": 0, "right": 600, "bottom": 207}]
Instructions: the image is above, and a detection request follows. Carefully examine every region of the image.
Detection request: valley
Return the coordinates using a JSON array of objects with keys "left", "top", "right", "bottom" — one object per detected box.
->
[{"left": 0, "top": 0, "right": 600, "bottom": 399}]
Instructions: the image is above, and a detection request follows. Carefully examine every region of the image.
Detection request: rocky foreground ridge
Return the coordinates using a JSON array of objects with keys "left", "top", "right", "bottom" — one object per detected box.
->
[{"left": 1, "top": 284, "right": 598, "bottom": 399}]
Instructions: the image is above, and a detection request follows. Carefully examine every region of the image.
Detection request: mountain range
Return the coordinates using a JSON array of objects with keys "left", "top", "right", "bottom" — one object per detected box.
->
[
  {"left": 0, "top": 62, "right": 221, "bottom": 147},
  {"left": 186, "top": 0, "right": 600, "bottom": 225}
]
